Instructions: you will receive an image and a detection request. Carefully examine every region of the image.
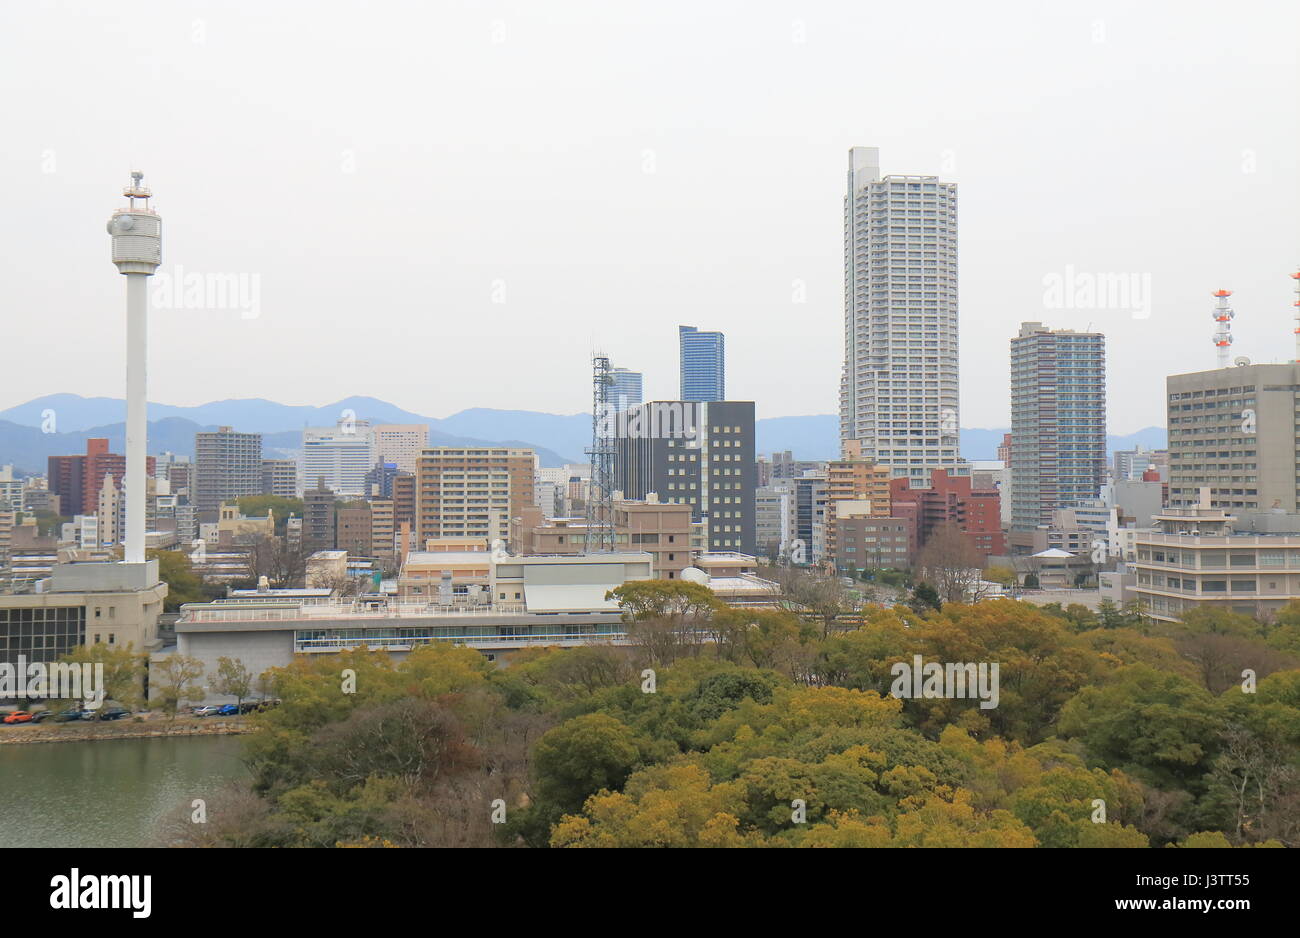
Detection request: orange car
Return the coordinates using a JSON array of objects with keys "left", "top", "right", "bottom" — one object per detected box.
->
[{"left": 2, "top": 711, "right": 34, "bottom": 724}]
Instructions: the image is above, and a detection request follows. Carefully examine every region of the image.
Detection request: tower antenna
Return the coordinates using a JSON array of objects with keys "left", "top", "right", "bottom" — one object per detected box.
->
[
  {"left": 1211, "top": 289, "right": 1234, "bottom": 369},
  {"left": 1291, "top": 270, "right": 1300, "bottom": 363},
  {"left": 107, "top": 171, "right": 161, "bottom": 567},
  {"left": 585, "top": 354, "right": 617, "bottom": 552}
]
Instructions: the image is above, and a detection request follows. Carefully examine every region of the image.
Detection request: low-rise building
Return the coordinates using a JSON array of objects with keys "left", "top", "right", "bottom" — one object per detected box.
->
[{"left": 1132, "top": 495, "right": 1300, "bottom": 623}]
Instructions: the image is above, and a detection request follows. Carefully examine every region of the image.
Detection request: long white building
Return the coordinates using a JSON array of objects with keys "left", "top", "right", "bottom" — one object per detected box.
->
[
  {"left": 301, "top": 420, "right": 374, "bottom": 496},
  {"left": 839, "top": 146, "right": 964, "bottom": 485}
]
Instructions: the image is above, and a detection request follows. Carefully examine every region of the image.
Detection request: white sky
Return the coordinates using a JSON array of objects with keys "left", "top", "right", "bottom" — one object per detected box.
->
[{"left": 2, "top": 0, "right": 1296, "bottom": 433}]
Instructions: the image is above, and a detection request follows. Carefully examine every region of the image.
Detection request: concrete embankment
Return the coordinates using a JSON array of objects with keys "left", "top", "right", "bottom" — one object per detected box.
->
[{"left": 0, "top": 718, "right": 252, "bottom": 745}]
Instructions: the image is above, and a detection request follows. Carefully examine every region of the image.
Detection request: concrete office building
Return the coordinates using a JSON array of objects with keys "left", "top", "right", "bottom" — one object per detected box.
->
[
  {"left": 1010, "top": 323, "right": 1107, "bottom": 531},
  {"left": 1114, "top": 445, "right": 1169, "bottom": 482},
  {"left": 415, "top": 447, "right": 535, "bottom": 549},
  {"left": 194, "top": 427, "right": 262, "bottom": 512},
  {"left": 1166, "top": 362, "right": 1300, "bottom": 512},
  {"left": 372, "top": 424, "right": 427, "bottom": 475},
  {"left": 511, "top": 496, "right": 693, "bottom": 580},
  {"left": 613, "top": 400, "right": 756, "bottom": 553},
  {"left": 1132, "top": 494, "right": 1300, "bottom": 623},
  {"left": 789, "top": 472, "right": 829, "bottom": 565},
  {"left": 830, "top": 513, "right": 916, "bottom": 573},
  {"left": 679, "top": 325, "right": 725, "bottom": 402},
  {"left": 0, "top": 561, "right": 167, "bottom": 673},
  {"left": 839, "top": 146, "right": 964, "bottom": 484},
  {"left": 755, "top": 486, "right": 793, "bottom": 561},
  {"left": 301, "top": 421, "right": 375, "bottom": 497}
]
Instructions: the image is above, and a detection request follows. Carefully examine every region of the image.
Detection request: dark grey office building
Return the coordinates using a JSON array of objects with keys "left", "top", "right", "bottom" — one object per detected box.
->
[{"left": 613, "top": 400, "right": 755, "bottom": 554}]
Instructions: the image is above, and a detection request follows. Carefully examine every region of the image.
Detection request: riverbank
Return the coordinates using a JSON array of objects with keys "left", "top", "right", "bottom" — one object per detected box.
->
[{"left": 0, "top": 716, "right": 253, "bottom": 745}]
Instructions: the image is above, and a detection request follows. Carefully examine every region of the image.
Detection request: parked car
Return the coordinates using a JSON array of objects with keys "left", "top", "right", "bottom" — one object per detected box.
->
[
  {"left": 31, "top": 710, "right": 54, "bottom": 723},
  {"left": 216, "top": 704, "right": 240, "bottom": 716},
  {"left": 2, "top": 711, "right": 34, "bottom": 724},
  {"left": 54, "top": 709, "right": 88, "bottom": 722},
  {"left": 237, "top": 701, "right": 260, "bottom": 714},
  {"left": 192, "top": 705, "right": 220, "bottom": 717},
  {"left": 97, "top": 707, "right": 131, "bottom": 721}
]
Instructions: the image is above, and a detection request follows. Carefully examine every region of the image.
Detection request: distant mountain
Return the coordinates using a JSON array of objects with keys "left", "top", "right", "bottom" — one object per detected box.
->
[
  {"left": 434, "top": 409, "right": 592, "bottom": 465},
  {"left": 0, "top": 417, "right": 214, "bottom": 474},
  {"left": 0, "top": 414, "right": 571, "bottom": 474},
  {"left": 755, "top": 415, "right": 839, "bottom": 460},
  {"left": 1107, "top": 427, "right": 1168, "bottom": 452},
  {"left": 0, "top": 395, "right": 1169, "bottom": 471}
]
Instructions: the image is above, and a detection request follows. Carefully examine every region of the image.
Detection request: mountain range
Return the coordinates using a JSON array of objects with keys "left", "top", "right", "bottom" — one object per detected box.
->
[{"left": 0, "top": 394, "right": 1167, "bottom": 474}]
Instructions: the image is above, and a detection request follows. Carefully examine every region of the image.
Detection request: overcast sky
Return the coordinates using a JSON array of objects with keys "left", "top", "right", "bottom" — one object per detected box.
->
[{"left": 2, "top": 0, "right": 1296, "bottom": 433}]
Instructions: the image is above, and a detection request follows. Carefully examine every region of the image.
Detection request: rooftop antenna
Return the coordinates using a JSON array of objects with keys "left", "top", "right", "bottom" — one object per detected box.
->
[
  {"left": 584, "top": 354, "right": 617, "bottom": 553},
  {"left": 1292, "top": 270, "right": 1300, "bottom": 363},
  {"left": 1211, "top": 289, "right": 1234, "bottom": 369}
]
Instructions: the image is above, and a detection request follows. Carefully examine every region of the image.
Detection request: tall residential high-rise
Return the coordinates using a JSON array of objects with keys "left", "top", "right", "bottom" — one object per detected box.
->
[
  {"left": 261, "top": 459, "right": 298, "bottom": 498},
  {"left": 678, "top": 325, "right": 725, "bottom": 402},
  {"left": 613, "top": 400, "right": 755, "bottom": 553},
  {"left": 609, "top": 368, "right": 644, "bottom": 412},
  {"left": 302, "top": 477, "right": 337, "bottom": 553},
  {"left": 839, "top": 146, "right": 962, "bottom": 484},
  {"left": 194, "top": 427, "right": 263, "bottom": 512},
  {"left": 415, "top": 447, "right": 535, "bottom": 548},
  {"left": 1166, "top": 362, "right": 1300, "bottom": 512},
  {"left": 1009, "top": 323, "right": 1107, "bottom": 531}
]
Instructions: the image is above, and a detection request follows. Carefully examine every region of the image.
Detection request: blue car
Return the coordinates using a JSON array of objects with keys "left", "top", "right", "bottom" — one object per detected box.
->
[{"left": 217, "top": 704, "right": 240, "bottom": 716}]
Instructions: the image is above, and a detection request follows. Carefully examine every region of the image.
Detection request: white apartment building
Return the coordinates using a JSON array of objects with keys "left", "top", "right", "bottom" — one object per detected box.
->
[
  {"left": 839, "top": 146, "right": 965, "bottom": 484},
  {"left": 301, "top": 420, "right": 375, "bottom": 497},
  {"left": 0, "top": 465, "right": 23, "bottom": 510}
]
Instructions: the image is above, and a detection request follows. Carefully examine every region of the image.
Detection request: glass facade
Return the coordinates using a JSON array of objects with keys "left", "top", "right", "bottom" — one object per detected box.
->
[
  {"left": 0, "top": 605, "right": 87, "bottom": 666},
  {"left": 679, "top": 325, "right": 725, "bottom": 402}
]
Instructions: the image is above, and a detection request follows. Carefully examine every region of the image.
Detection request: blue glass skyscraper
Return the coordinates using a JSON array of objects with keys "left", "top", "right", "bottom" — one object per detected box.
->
[
  {"left": 679, "top": 325, "right": 725, "bottom": 402},
  {"left": 609, "top": 367, "right": 643, "bottom": 412}
]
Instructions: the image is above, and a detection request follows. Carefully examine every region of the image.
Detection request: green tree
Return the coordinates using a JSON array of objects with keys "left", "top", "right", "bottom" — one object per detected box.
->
[
  {"left": 911, "top": 582, "right": 942, "bottom": 612},
  {"left": 52, "top": 642, "right": 148, "bottom": 711},
  {"left": 237, "top": 496, "right": 304, "bottom": 534},
  {"left": 1058, "top": 664, "right": 1225, "bottom": 789},
  {"left": 151, "top": 654, "right": 207, "bottom": 720},
  {"left": 149, "top": 549, "right": 207, "bottom": 611},
  {"left": 213, "top": 657, "right": 254, "bottom": 709},
  {"left": 532, "top": 713, "right": 642, "bottom": 813}
]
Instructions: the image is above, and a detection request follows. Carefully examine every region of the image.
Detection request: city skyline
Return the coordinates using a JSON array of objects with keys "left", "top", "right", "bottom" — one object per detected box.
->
[{"left": 2, "top": 2, "right": 1295, "bottom": 435}]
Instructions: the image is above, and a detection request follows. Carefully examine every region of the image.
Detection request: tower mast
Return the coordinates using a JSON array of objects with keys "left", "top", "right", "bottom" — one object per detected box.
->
[
  {"left": 1211, "top": 289, "right": 1234, "bottom": 369},
  {"left": 106, "top": 172, "right": 162, "bottom": 565}
]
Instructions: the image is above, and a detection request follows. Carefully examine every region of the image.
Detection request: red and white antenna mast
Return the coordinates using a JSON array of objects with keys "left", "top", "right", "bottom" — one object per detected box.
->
[
  {"left": 1211, "top": 289, "right": 1234, "bottom": 369},
  {"left": 1291, "top": 271, "right": 1300, "bottom": 363}
]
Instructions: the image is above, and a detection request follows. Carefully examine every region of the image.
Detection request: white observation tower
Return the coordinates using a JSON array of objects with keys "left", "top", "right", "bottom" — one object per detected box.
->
[{"left": 106, "top": 172, "right": 161, "bottom": 566}]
